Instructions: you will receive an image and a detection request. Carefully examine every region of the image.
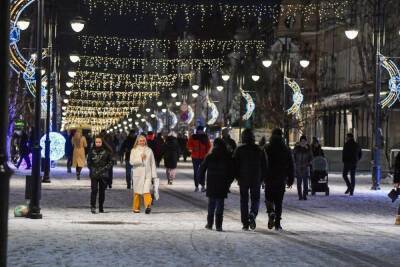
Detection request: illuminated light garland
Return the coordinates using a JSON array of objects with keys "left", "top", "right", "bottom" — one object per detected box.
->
[
  {"left": 69, "top": 90, "right": 159, "bottom": 101},
  {"left": 285, "top": 77, "right": 304, "bottom": 115},
  {"left": 83, "top": 0, "right": 349, "bottom": 27},
  {"left": 68, "top": 99, "right": 148, "bottom": 107},
  {"left": 40, "top": 132, "right": 66, "bottom": 161},
  {"left": 79, "top": 56, "right": 225, "bottom": 73},
  {"left": 79, "top": 35, "right": 266, "bottom": 58},
  {"left": 75, "top": 70, "right": 193, "bottom": 84},
  {"left": 74, "top": 79, "right": 176, "bottom": 91},
  {"left": 379, "top": 54, "right": 400, "bottom": 108}
]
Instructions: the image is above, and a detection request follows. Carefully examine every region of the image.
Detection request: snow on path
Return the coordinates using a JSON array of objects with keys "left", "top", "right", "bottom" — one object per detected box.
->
[{"left": 6, "top": 162, "right": 400, "bottom": 267}]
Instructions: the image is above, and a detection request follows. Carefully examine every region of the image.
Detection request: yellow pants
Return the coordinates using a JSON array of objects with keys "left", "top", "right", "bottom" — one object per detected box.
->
[{"left": 132, "top": 193, "right": 152, "bottom": 212}]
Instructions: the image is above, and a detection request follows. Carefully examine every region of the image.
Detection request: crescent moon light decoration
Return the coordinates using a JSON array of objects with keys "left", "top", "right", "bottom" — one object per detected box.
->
[
  {"left": 240, "top": 89, "right": 255, "bottom": 121},
  {"left": 207, "top": 97, "right": 219, "bottom": 125},
  {"left": 187, "top": 105, "right": 194, "bottom": 124},
  {"left": 156, "top": 112, "right": 164, "bottom": 133},
  {"left": 380, "top": 54, "right": 400, "bottom": 108},
  {"left": 285, "top": 77, "right": 304, "bottom": 115},
  {"left": 168, "top": 111, "right": 178, "bottom": 129},
  {"left": 145, "top": 120, "right": 153, "bottom": 132}
]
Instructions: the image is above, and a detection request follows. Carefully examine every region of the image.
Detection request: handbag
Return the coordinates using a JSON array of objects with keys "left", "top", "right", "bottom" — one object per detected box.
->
[{"left": 388, "top": 188, "right": 400, "bottom": 203}]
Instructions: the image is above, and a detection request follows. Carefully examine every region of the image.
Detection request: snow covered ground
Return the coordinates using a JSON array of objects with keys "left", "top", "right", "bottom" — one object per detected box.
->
[{"left": 6, "top": 161, "right": 400, "bottom": 267}]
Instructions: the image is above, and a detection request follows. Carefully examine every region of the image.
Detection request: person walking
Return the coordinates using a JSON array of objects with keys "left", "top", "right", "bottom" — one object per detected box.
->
[
  {"left": 87, "top": 137, "right": 113, "bottom": 214},
  {"left": 65, "top": 131, "right": 74, "bottom": 173},
  {"left": 264, "top": 128, "right": 295, "bottom": 231},
  {"left": 311, "top": 137, "right": 324, "bottom": 157},
  {"left": 342, "top": 133, "right": 362, "bottom": 196},
  {"left": 154, "top": 133, "right": 164, "bottom": 167},
  {"left": 72, "top": 130, "right": 87, "bottom": 180},
  {"left": 199, "top": 138, "right": 234, "bottom": 232},
  {"left": 187, "top": 126, "right": 211, "bottom": 192},
  {"left": 293, "top": 136, "right": 313, "bottom": 200},
  {"left": 162, "top": 132, "right": 180, "bottom": 185},
  {"left": 121, "top": 130, "right": 137, "bottom": 189},
  {"left": 178, "top": 133, "right": 190, "bottom": 162},
  {"left": 233, "top": 128, "right": 266, "bottom": 231},
  {"left": 130, "top": 135, "right": 157, "bottom": 214},
  {"left": 393, "top": 152, "right": 400, "bottom": 225},
  {"left": 222, "top": 128, "right": 237, "bottom": 155},
  {"left": 16, "top": 130, "right": 31, "bottom": 169},
  {"left": 103, "top": 133, "right": 116, "bottom": 189}
]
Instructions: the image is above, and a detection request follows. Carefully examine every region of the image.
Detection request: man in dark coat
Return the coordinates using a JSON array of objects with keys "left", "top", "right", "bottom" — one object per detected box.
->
[
  {"left": 293, "top": 136, "right": 313, "bottom": 200},
  {"left": 162, "top": 133, "right": 180, "bottom": 184},
  {"left": 342, "top": 133, "right": 362, "bottom": 196},
  {"left": 264, "top": 128, "right": 295, "bottom": 230},
  {"left": 222, "top": 128, "right": 237, "bottom": 155},
  {"left": 64, "top": 131, "right": 74, "bottom": 173},
  {"left": 199, "top": 138, "right": 234, "bottom": 231},
  {"left": 121, "top": 130, "right": 137, "bottom": 189},
  {"left": 16, "top": 130, "right": 31, "bottom": 169},
  {"left": 233, "top": 128, "right": 266, "bottom": 231}
]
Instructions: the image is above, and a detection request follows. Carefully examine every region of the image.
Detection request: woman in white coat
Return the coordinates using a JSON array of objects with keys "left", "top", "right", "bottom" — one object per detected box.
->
[{"left": 130, "top": 135, "right": 157, "bottom": 214}]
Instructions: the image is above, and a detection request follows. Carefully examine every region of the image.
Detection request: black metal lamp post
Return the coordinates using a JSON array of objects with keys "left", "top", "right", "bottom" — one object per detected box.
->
[
  {"left": 28, "top": 0, "right": 44, "bottom": 219},
  {"left": 0, "top": 1, "right": 14, "bottom": 265}
]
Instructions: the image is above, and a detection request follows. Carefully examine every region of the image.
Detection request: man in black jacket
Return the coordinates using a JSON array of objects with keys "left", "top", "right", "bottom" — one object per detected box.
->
[
  {"left": 342, "top": 133, "right": 362, "bottom": 196},
  {"left": 233, "top": 129, "right": 266, "bottom": 231},
  {"left": 121, "top": 130, "right": 137, "bottom": 189},
  {"left": 264, "top": 128, "right": 295, "bottom": 230}
]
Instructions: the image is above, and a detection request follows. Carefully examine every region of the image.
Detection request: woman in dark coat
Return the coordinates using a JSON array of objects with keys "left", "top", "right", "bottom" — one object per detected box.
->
[
  {"left": 199, "top": 138, "right": 234, "bottom": 232},
  {"left": 394, "top": 152, "right": 400, "bottom": 225},
  {"left": 162, "top": 133, "right": 180, "bottom": 185},
  {"left": 87, "top": 137, "right": 113, "bottom": 214}
]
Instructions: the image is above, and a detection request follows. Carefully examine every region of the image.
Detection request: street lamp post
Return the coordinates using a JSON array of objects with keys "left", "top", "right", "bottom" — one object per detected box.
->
[
  {"left": 0, "top": 0, "right": 14, "bottom": 265},
  {"left": 43, "top": 4, "right": 54, "bottom": 183},
  {"left": 372, "top": 0, "right": 383, "bottom": 190},
  {"left": 28, "top": 0, "right": 44, "bottom": 219}
]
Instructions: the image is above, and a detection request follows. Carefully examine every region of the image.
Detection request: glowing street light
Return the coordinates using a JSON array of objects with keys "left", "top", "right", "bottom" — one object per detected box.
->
[
  {"left": 262, "top": 59, "right": 273, "bottom": 68},
  {"left": 251, "top": 75, "right": 260, "bottom": 82},
  {"left": 216, "top": 86, "right": 224, "bottom": 91},
  {"left": 299, "top": 59, "right": 310, "bottom": 68},
  {"left": 17, "top": 18, "right": 30, "bottom": 30},
  {"left": 70, "top": 17, "right": 86, "bottom": 33},
  {"left": 345, "top": 28, "right": 359, "bottom": 40}
]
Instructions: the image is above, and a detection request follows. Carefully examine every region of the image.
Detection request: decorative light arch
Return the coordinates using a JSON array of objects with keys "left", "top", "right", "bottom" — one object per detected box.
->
[
  {"left": 380, "top": 54, "right": 400, "bottom": 108},
  {"left": 10, "top": 0, "right": 47, "bottom": 98}
]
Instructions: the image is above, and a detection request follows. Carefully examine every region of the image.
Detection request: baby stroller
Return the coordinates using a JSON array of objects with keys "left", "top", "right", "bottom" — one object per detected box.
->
[{"left": 310, "top": 156, "right": 329, "bottom": 196}]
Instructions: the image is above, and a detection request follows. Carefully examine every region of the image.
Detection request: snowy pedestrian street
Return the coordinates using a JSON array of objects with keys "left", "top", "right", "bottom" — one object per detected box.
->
[{"left": 7, "top": 162, "right": 400, "bottom": 267}]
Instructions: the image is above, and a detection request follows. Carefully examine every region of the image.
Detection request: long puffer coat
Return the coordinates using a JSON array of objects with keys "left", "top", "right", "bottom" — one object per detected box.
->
[
  {"left": 162, "top": 136, "right": 180, "bottom": 169},
  {"left": 130, "top": 146, "right": 157, "bottom": 195},
  {"left": 293, "top": 144, "right": 313, "bottom": 178},
  {"left": 87, "top": 147, "right": 113, "bottom": 180},
  {"left": 199, "top": 150, "right": 234, "bottom": 198}
]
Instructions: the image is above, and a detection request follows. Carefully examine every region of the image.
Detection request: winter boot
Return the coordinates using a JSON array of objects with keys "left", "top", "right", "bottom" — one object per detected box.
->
[
  {"left": 274, "top": 219, "right": 283, "bottom": 231},
  {"left": 91, "top": 207, "right": 96, "bottom": 214},
  {"left": 205, "top": 214, "right": 213, "bottom": 230},
  {"left": 395, "top": 215, "right": 400, "bottom": 225},
  {"left": 249, "top": 213, "right": 256, "bottom": 230},
  {"left": 268, "top": 212, "right": 275, "bottom": 230},
  {"left": 215, "top": 214, "right": 223, "bottom": 232},
  {"left": 145, "top": 207, "right": 152, "bottom": 214}
]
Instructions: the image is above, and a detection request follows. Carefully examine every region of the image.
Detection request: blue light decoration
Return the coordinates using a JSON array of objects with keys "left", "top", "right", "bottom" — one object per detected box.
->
[
  {"left": 10, "top": 0, "right": 49, "bottom": 112},
  {"left": 285, "top": 77, "right": 304, "bottom": 115},
  {"left": 40, "top": 132, "right": 66, "bottom": 161},
  {"left": 380, "top": 54, "right": 400, "bottom": 108}
]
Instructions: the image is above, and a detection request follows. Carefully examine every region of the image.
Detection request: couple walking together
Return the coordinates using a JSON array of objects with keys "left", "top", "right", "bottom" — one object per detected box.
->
[{"left": 88, "top": 135, "right": 158, "bottom": 214}]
